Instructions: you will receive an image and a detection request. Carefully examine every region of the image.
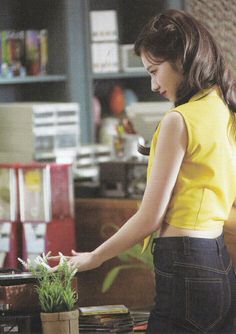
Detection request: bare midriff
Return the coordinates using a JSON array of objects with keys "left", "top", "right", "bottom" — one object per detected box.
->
[{"left": 157, "top": 221, "right": 223, "bottom": 239}]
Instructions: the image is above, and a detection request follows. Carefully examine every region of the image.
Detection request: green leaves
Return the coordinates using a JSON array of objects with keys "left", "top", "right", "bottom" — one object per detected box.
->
[
  {"left": 102, "top": 264, "right": 147, "bottom": 293},
  {"left": 101, "top": 222, "right": 155, "bottom": 293},
  {"left": 102, "top": 242, "right": 154, "bottom": 293},
  {"left": 102, "top": 266, "right": 121, "bottom": 293},
  {"left": 62, "top": 287, "right": 78, "bottom": 311}
]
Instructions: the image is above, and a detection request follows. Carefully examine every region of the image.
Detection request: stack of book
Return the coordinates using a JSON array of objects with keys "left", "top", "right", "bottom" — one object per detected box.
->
[
  {"left": 79, "top": 305, "right": 134, "bottom": 333},
  {"left": 130, "top": 311, "right": 150, "bottom": 333}
]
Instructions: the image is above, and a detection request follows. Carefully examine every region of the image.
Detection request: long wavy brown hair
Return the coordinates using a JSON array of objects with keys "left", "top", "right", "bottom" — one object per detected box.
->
[{"left": 134, "top": 9, "right": 236, "bottom": 155}]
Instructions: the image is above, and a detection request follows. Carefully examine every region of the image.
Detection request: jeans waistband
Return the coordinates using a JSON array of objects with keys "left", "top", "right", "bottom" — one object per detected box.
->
[{"left": 151, "top": 233, "right": 225, "bottom": 255}]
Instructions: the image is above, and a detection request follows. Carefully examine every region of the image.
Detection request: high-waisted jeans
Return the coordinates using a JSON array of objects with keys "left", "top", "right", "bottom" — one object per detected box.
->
[{"left": 147, "top": 234, "right": 236, "bottom": 333}]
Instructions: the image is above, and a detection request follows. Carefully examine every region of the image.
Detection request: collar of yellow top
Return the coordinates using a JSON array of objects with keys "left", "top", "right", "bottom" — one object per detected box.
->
[{"left": 189, "top": 85, "right": 221, "bottom": 102}]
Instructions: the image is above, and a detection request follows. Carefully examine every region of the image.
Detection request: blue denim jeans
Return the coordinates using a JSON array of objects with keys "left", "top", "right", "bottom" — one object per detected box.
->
[{"left": 147, "top": 234, "right": 236, "bottom": 333}]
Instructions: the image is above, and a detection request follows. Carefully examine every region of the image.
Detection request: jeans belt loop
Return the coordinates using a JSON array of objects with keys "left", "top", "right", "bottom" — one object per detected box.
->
[
  {"left": 216, "top": 237, "right": 223, "bottom": 257},
  {"left": 183, "top": 237, "right": 190, "bottom": 256}
]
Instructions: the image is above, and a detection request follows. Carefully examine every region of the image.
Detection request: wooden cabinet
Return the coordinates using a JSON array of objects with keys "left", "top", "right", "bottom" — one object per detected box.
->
[{"left": 75, "top": 198, "right": 155, "bottom": 309}]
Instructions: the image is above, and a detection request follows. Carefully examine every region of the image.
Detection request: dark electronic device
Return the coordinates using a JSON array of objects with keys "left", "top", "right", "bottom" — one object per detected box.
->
[{"left": 99, "top": 160, "right": 147, "bottom": 198}]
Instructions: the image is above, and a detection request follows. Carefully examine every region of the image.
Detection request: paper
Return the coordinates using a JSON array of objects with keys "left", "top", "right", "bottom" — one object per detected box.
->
[
  {"left": 0, "top": 222, "right": 11, "bottom": 252},
  {"left": 23, "top": 223, "right": 46, "bottom": 253}
]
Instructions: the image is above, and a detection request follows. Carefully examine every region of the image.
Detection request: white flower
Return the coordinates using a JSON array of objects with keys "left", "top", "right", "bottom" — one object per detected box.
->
[
  {"left": 18, "top": 257, "right": 29, "bottom": 269},
  {"left": 39, "top": 261, "right": 52, "bottom": 271},
  {"left": 34, "top": 255, "right": 52, "bottom": 270},
  {"left": 42, "top": 251, "right": 51, "bottom": 262},
  {"left": 58, "top": 252, "right": 67, "bottom": 265},
  {"left": 18, "top": 254, "right": 52, "bottom": 271},
  {"left": 34, "top": 256, "right": 42, "bottom": 266}
]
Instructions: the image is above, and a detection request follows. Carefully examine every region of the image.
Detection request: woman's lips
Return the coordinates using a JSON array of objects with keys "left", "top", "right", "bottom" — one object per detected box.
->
[{"left": 160, "top": 91, "right": 167, "bottom": 97}]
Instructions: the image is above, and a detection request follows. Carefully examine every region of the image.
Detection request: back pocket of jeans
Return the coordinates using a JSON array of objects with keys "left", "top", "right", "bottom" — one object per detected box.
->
[{"left": 185, "top": 277, "right": 223, "bottom": 331}]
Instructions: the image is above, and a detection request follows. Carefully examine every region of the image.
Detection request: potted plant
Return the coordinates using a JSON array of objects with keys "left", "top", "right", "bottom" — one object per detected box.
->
[{"left": 18, "top": 253, "right": 79, "bottom": 334}]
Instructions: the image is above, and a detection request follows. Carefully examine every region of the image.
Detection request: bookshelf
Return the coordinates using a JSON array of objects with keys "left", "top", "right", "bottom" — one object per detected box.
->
[
  {"left": 0, "top": 0, "right": 68, "bottom": 103},
  {"left": 0, "top": 0, "right": 184, "bottom": 144},
  {"left": 0, "top": 75, "right": 66, "bottom": 85},
  {"left": 92, "top": 72, "right": 148, "bottom": 80},
  {"left": 0, "top": 0, "right": 93, "bottom": 141}
]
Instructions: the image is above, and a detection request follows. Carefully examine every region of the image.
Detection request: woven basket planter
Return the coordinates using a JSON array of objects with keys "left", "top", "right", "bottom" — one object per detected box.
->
[{"left": 40, "top": 309, "right": 79, "bottom": 334}]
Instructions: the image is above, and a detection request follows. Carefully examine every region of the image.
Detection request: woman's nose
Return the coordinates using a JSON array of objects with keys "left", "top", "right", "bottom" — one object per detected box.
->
[{"left": 151, "top": 78, "right": 160, "bottom": 92}]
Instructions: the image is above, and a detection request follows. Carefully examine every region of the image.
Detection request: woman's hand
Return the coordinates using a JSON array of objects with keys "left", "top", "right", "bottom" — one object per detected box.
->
[
  {"left": 50, "top": 250, "right": 103, "bottom": 272},
  {"left": 67, "top": 250, "right": 103, "bottom": 271}
]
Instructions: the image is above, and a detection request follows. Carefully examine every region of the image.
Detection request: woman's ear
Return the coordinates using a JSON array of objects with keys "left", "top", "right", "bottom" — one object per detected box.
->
[
  {"left": 171, "top": 58, "right": 183, "bottom": 74},
  {"left": 176, "top": 58, "right": 184, "bottom": 73}
]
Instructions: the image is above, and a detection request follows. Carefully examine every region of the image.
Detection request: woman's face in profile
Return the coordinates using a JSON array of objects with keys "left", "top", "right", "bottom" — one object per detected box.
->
[{"left": 141, "top": 52, "right": 183, "bottom": 102}]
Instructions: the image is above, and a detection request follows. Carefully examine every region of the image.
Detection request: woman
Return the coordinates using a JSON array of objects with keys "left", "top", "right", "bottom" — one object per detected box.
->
[{"left": 53, "top": 9, "right": 236, "bottom": 333}]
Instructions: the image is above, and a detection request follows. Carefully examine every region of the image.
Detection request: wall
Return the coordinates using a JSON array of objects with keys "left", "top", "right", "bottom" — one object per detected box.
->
[{"left": 185, "top": 0, "right": 236, "bottom": 77}]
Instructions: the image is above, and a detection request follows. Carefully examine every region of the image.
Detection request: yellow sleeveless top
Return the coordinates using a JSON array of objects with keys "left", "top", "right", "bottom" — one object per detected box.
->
[{"left": 143, "top": 87, "right": 236, "bottom": 251}]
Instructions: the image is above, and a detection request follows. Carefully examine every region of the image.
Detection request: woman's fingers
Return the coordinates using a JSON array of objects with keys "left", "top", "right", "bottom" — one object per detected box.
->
[
  {"left": 49, "top": 252, "right": 98, "bottom": 271},
  {"left": 48, "top": 255, "right": 71, "bottom": 261},
  {"left": 48, "top": 250, "right": 79, "bottom": 260},
  {"left": 48, "top": 255, "right": 61, "bottom": 261}
]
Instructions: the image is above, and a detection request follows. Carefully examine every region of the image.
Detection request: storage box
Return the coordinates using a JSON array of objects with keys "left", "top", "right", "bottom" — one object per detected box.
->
[
  {"left": 0, "top": 102, "right": 80, "bottom": 163},
  {"left": 90, "top": 10, "right": 118, "bottom": 42}
]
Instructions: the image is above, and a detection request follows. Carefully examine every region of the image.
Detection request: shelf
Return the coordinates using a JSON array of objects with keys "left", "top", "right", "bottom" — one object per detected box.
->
[
  {"left": 0, "top": 75, "right": 67, "bottom": 85},
  {"left": 92, "top": 71, "right": 148, "bottom": 80}
]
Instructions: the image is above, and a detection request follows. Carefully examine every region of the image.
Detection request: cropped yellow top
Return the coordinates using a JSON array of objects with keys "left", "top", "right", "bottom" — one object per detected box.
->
[{"left": 143, "top": 87, "right": 236, "bottom": 250}]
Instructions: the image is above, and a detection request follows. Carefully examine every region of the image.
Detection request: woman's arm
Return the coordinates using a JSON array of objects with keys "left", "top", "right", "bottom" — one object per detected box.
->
[{"left": 64, "top": 111, "right": 188, "bottom": 271}]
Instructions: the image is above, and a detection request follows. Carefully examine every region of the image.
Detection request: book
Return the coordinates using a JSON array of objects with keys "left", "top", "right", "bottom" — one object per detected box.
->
[
  {"left": 1, "top": 30, "right": 25, "bottom": 77},
  {"left": 79, "top": 305, "right": 129, "bottom": 316},
  {"left": 39, "top": 29, "right": 48, "bottom": 75},
  {"left": 130, "top": 310, "right": 149, "bottom": 333},
  {"left": 25, "top": 30, "right": 40, "bottom": 75}
]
